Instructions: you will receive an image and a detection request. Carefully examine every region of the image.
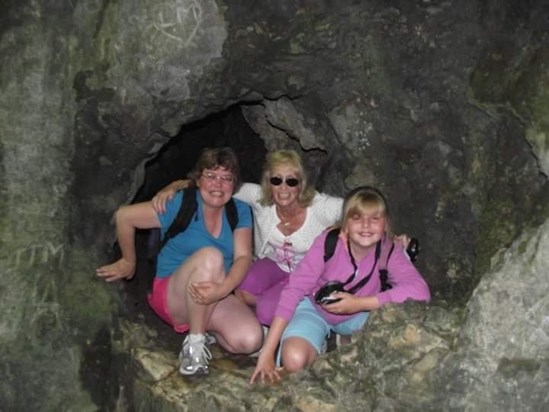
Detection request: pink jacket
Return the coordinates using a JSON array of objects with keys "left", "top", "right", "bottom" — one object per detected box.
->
[{"left": 275, "top": 230, "right": 431, "bottom": 325}]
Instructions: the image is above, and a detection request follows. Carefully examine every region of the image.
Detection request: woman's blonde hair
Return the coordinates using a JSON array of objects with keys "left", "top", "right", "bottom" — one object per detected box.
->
[
  {"left": 259, "top": 150, "right": 316, "bottom": 207},
  {"left": 340, "top": 186, "right": 392, "bottom": 234}
]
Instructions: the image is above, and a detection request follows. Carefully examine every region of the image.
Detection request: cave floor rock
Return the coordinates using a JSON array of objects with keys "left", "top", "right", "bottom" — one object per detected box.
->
[
  {"left": 115, "top": 254, "right": 304, "bottom": 411},
  {"left": 118, "top": 311, "right": 306, "bottom": 411},
  {"left": 117, "top": 284, "right": 342, "bottom": 411}
]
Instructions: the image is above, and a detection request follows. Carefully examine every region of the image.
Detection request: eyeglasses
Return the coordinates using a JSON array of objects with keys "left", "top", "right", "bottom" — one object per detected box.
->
[
  {"left": 269, "top": 176, "right": 300, "bottom": 187},
  {"left": 201, "top": 172, "right": 234, "bottom": 184}
]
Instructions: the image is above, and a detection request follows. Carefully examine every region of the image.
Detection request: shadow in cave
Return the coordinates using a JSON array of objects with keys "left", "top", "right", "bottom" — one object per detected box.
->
[{"left": 120, "top": 105, "right": 267, "bottom": 352}]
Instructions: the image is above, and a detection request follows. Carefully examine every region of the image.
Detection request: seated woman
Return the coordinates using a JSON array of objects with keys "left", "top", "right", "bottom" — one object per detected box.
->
[
  {"left": 97, "top": 148, "right": 263, "bottom": 376},
  {"left": 250, "top": 186, "right": 431, "bottom": 384}
]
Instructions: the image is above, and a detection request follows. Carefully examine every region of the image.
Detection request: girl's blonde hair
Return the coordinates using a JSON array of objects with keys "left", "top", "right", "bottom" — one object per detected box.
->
[
  {"left": 259, "top": 150, "right": 316, "bottom": 207},
  {"left": 340, "top": 186, "right": 392, "bottom": 234}
]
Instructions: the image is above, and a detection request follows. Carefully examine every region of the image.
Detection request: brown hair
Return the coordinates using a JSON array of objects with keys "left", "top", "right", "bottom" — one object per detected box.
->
[
  {"left": 187, "top": 147, "right": 242, "bottom": 192},
  {"left": 259, "top": 150, "right": 316, "bottom": 207}
]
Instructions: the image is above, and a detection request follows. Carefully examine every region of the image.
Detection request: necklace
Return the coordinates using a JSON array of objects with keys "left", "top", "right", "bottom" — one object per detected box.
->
[
  {"left": 276, "top": 205, "right": 305, "bottom": 231},
  {"left": 277, "top": 208, "right": 295, "bottom": 227}
]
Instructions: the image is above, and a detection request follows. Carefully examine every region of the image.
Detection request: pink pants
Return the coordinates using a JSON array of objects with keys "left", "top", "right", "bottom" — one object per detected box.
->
[
  {"left": 148, "top": 276, "right": 190, "bottom": 333},
  {"left": 238, "top": 258, "right": 289, "bottom": 325}
]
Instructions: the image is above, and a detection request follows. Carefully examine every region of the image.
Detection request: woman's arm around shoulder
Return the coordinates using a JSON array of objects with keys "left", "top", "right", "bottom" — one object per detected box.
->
[
  {"left": 152, "top": 179, "right": 190, "bottom": 214},
  {"left": 232, "top": 182, "right": 262, "bottom": 208},
  {"left": 310, "top": 191, "right": 344, "bottom": 226}
]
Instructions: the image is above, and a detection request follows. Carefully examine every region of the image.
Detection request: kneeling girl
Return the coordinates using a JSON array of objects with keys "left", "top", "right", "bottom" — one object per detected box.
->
[{"left": 250, "top": 186, "right": 431, "bottom": 384}]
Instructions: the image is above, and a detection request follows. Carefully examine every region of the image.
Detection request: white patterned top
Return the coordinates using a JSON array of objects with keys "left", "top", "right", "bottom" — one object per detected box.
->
[{"left": 235, "top": 183, "right": 343, "bottom": 272}]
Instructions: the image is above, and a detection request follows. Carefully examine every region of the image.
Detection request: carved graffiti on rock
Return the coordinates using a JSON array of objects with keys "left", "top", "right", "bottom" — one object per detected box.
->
[{"left": 10, "top": 242, "right": 65, "bottom": 270}]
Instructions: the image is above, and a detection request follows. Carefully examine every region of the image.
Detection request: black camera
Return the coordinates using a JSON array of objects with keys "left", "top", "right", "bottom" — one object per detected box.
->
[
  {"left": 406, "top": 238, "right": 420, "bottom": 262},
  {"left": 314, "top": 281, "right": 345, "bottom": 304}
]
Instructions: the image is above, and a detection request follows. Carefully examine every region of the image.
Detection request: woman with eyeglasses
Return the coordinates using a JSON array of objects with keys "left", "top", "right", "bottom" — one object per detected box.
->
[
  {"left": 250, "top": 186, "right": 430, "bottom": 384},
  {"left": 154, "top": 150, "right": 343, "bottom": 327},
  {"left": 97, "top": 148, "right": 263, "bottom": 376}
]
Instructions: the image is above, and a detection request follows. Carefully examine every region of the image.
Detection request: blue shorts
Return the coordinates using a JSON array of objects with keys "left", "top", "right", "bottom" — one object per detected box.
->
[{"left": 278, "top": 298, "right": 369, "bottom": 364}]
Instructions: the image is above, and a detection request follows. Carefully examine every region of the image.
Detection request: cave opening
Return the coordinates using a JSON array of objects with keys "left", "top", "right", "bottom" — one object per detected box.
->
[
  {"left": 134, "top": 105, "right": 268, "bottom": 203},
  {"left": 122, "top": 104, "right": 268, "bottom": 339}
]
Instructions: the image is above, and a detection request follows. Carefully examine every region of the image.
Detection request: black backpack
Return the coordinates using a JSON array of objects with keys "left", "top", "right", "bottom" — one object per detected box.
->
[
  {"left": 323, "top": 227, "right": 396, "bottom": 291},
  {"left": 148, "top": 186, "right": 239, "bottom": 259}
]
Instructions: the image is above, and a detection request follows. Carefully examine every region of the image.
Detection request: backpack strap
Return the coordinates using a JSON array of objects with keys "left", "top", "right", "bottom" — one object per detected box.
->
[
  {"left": 157, "top": 187, "right": 239, "bottom": 252},
  {"left": 159, "top": 186, "right": 198, "bottom": 251},
  {"left": 322, "top": 229, "right": 397, "bottom": 292},
  {"left": 323, "top": 227, "right": 340, "bottom": 262},
  {"left": 378, "top": 236, "right": 395, "bottom": 291},
  {"left": 225, "top": 196, "right": 238, "bottom": 231},
  {"left": 346, "top": 240, "right": 382, "bottom": 294}
]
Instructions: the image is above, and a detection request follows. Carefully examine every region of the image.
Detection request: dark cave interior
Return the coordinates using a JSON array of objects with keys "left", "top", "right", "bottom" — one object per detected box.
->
[{"left": 134, "top": 105, "right": 267, "bottom": 203}]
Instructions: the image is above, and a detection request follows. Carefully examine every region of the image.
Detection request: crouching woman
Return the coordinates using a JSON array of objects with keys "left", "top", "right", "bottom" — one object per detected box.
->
[{"left": 97, "top": 148, "right": 263, "bottom": 376}]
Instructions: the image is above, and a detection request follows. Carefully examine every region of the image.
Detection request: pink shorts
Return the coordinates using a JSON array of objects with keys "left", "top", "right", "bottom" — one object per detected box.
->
[{"left": 148, "top": 276, "right": 190, "bottom": 334}]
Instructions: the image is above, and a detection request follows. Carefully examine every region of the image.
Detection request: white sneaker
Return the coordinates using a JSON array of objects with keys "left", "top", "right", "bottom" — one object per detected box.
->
[{"left": 179, "top": 334, "right": 212, "bottom": 376}]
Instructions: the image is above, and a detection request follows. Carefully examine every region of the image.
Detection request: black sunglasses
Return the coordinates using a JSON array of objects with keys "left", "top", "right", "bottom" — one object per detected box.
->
[{"left": 269, "top": 176, "right": 300, "bottom": 187}]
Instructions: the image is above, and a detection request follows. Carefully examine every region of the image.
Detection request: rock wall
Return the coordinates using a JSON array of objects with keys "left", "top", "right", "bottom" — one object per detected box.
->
[
  {"left": 0, "top": 1, "right": 117, "bottom": 409},
  {"left": 0, "top": 0, "right": 548, "bottom": 410},
  {"left": 431, "top": 218, "right": 549, "bottom": 410}
]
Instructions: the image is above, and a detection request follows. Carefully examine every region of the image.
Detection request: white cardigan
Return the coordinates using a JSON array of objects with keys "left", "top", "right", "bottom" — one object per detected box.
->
[{"left": 235, "top": 183, "right": 343, "bottom": 268}]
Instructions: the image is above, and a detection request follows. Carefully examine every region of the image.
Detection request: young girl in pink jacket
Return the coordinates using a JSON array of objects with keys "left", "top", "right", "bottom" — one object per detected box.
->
[{"left": 250, "top": 186, "right": 431, "bottom": 384}]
